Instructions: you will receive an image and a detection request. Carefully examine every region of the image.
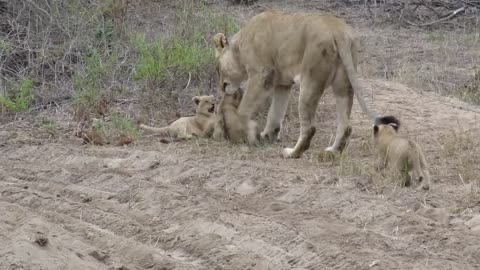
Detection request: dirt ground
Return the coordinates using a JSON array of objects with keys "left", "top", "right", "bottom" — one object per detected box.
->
[{"left": 1, "top": 1, "right": 480, "bottom": 270}]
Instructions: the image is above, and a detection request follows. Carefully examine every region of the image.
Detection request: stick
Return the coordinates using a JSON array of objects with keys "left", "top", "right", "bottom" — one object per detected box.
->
[{"left": 403, "top": 6, "right": 466, "bottom": 27}]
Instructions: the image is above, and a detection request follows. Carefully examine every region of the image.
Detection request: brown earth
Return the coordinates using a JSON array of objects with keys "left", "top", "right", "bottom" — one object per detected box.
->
[
  {"left": 1, "top": 77, "right": 479, "bottom": 270},
  {"left": 1, "top": 1, "right": 480, "bottom": 270}
]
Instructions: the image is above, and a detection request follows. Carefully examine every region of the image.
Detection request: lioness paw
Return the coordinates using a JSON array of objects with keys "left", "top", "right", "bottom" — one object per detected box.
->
[
  {"left": 283, "top": 148, "right": 300, "bottom": 159},
  {"left": 260, "top": 129, "right": 281, "bottom": 143},
  {"left": 325, "top": 146, "right": 336, "bottom": 153},
  {"left": 418, "top": 183, "right": 430, "bottom": 191}
]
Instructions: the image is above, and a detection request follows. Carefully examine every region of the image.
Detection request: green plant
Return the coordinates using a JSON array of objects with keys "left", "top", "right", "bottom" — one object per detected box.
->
[
  {"left": 96, "top": 20, "right": 114, "bottom": 42},
  {"left": 0, "top": 78, "right": 33, "bottom": 113},
  {"left": 111, "top": 113, "right": 139, "bottom": 138},
  {"left": 72, "top": 48, "right": 118, "bottom": 120},
  {"left": 0, "top": 40, "right": 12, "bottom": 56},
  {"left": 133, "top": 35, "right": 213, "bottom": 86},
  {"left": 132, "top": 2, "right": 239, "bottom": 91},
  {"left": 40, "top": 118, "right": 58, "bottom": 137},
  {"left": 132, "top": 35, "right": 167, "bottom": 86}
]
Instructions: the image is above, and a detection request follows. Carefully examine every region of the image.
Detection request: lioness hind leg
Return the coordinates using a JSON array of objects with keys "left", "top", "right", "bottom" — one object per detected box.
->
[
  {"left": 261, "top": 85, "right": 291, "bottom": 142},
  {"left": 327, "top": 66, "right": 354, "bottom": 153},
  {"left": 283, "top": 76, "right": 325, "bottom": 158}
]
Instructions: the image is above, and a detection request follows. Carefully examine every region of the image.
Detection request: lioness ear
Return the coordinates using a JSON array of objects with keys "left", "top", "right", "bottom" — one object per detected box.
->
[
  {"left": 192, "top": 96, "right": 200, "bottom": 105},
  {"left": 373, "top": 125, "right": 379, "bottom": 135},
  {"left": 213, "top": 33, "right": 228, "bottom": 54}
]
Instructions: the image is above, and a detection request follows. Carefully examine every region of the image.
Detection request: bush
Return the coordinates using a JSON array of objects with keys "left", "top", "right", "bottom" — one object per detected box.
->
[
  {"left": 72, "top": 48, "right": 120, "bottom": 121},
  {"left": 1, "top": 0, "right": 241, "bottom": 123},
  {"left": 0, "top": 78, "right": 33, "bottom": 113}
]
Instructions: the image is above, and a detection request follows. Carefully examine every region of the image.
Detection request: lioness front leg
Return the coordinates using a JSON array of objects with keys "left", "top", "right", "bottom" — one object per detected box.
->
[
  {"left": 237, "top": 72, "right": 273, "bottom": 144},
  {"left": 261, "top": 85, "right": 291, "bottom": 142},
  {"left": 283, "top": 79, "right": 325, "bottom": 158}
]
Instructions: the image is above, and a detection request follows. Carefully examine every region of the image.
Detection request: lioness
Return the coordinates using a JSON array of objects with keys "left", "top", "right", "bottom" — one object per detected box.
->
[
  {"left": 212, "top": 88, "right": 259, "bottom": 145},
  {"left": 373, "top": 117, "right": 431, "bottom": 190},
  {"left": 213, "top": 10, "right": 395, "bottom": 158},
  {"left": 140, "top": 95, "right": 216, "bottom": 139}
]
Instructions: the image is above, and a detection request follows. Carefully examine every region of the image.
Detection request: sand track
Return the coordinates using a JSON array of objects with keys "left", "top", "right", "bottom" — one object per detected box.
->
[{"left": 1, "top": 78, "right": 480, "bottom": 270}]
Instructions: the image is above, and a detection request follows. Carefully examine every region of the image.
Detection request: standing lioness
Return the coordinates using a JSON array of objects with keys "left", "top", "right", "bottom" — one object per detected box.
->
[{"left": 213, "top": 10, "right": 395, "bottom": 158}]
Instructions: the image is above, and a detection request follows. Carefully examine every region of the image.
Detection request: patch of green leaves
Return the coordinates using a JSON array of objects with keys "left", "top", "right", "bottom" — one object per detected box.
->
[{"left": 0, "top": 78, "right": 33, "bottom": 113}]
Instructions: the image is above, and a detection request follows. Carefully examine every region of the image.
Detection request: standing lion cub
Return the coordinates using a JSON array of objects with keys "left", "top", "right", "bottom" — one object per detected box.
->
[
  {"left": 212, "top": 88, "right": 259, "bottom": 145},
  {"left": 373, "top": 117, "right": 431, "bottom": 190},
  {"left": 140, "top": 95, "right": 216, "bottom": 139}
]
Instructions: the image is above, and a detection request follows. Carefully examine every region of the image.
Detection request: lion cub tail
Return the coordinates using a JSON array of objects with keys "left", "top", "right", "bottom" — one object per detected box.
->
[
  {"left": 335, "top": 33, "right": 379, "bottom": 121},
  {"left": 139, "top": 124, "right": 171, "bottom": 136}
]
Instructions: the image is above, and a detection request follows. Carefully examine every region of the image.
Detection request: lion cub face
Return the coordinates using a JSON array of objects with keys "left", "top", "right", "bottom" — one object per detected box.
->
[
  {"left": 220, "top": 88, "right": 243, "bottom": 110},
  {"left": 193, "top": 95, "right": 215, "bottom": 116},
  {"left": 373, "top": 123, "right": 397, "bottom": 139},
  {"left": 213, "top": 33, "right": 246, "bottom": 93}
]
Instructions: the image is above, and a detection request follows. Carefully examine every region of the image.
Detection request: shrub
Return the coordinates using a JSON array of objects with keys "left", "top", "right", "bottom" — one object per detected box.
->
[{"left": 0, "top": 78, "right": 33, "bottom": 113}]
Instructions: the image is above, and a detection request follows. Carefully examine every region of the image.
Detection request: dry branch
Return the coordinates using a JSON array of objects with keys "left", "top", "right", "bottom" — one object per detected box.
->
[{"left": 402, "top": 6, "right": 466, "bottom": 26}]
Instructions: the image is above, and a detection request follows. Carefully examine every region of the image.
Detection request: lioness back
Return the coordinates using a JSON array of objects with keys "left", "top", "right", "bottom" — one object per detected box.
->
[{"left": 235, "top": 10, "right": 354, "bottom": 84}]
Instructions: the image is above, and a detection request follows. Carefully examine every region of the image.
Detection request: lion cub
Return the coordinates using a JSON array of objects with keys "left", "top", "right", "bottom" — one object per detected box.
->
[
  {"left": 373, "top": 117, "right": 431, "bottom": 190},
  {"left": 140, "top": 95, "right": 216, "bottom": 139},
  {"left": 212, "top": 88, "right": 259, "bottom": 145}
]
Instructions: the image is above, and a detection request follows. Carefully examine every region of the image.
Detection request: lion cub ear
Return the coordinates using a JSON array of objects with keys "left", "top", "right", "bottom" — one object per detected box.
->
[
  {"left": 192, "top": 96, "right": 201, "bottom": 105},
  {"left": 213, "top": 33, "right": 228, "bottom": 54},
  {"left": 388, "top": 123, "right": 399, "bottom": 132}
]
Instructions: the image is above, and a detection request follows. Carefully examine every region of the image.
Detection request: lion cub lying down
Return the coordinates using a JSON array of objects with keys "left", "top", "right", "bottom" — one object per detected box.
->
[
  {"left": 373, "top": 117, "right": 431, "bottom": 190},
  {"left": 140, "top": 95, "right": 216, "bottom": 139},
  {"left": 212, "top": 89, "right": 259, "bottom": 145}
]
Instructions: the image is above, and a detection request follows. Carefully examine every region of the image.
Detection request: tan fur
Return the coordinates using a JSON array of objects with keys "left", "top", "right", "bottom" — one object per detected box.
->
[
  {"left": 213, "top": 10, "right": 384, "bottom": 158},
  {"left": 140, "top": 95, "right": 216, "bottom": 139},
  {"left": 212, "top": 89, "right": 259, "bottom": 145},
  {"left": 373, "top": 123, "right": 431, "bottom": 190}
]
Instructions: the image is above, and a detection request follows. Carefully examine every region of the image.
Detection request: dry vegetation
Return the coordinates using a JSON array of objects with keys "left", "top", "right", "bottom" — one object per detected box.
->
[{"left": 0, "top": 0, "right": 480, "bottom": 269}]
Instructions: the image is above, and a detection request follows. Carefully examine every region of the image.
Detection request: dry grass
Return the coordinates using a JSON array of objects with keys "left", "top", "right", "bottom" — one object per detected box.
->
[{"left": 358, "top": 27, "right": 480, "bottom": 104}]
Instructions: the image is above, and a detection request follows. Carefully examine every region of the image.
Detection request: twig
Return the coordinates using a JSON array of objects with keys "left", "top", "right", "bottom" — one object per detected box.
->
[
  {"left": 184, "top": 72, "right": 192, "bottom": 90},
  {"left": 459, "top": 173, "right": 466, "bottom": 186},
  {"left": 115, "top": 98, "right": 139, "bottom": 105},
  {"left": 402, "top": 6, "right": 466, "bottom": 27}
]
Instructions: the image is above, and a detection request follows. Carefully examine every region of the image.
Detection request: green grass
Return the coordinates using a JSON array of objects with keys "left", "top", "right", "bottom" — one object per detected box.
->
[
  {"left": 111, "top": 113, "right": 139, "bottom": 139},
  {"left": 0, "top": 78, "right": 33, "bottom": 113},
  {"left": 133, "top": 1, "right": 239, "bottom": 90}
]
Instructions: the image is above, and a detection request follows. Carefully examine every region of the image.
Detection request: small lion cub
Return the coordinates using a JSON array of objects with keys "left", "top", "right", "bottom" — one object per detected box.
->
[
  {"left": 212, "top": 88, "right": 259, "bottom": 145},
  {"left": 140, "top": 95, "right": 216, "bottom": 139},
  {"left": 373, "top": 117, "right": 431, "bottom": 190}
]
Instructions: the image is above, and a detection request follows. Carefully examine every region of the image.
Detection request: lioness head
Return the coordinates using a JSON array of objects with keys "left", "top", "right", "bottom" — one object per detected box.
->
[
  {"left": 213, "top": 33, "right": 247, "bottom": 93},
  {"left": 193, "top": 95, "right": 216, "bottom": 116}
]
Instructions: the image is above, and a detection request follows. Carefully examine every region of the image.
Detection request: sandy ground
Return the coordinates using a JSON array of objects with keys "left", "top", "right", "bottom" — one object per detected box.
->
[
  {"left": 1, "top": 1, "right": 480, "bottom": 269},
  {"left": 1, "top": 77, "right": 480, "bottom": 270}
]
